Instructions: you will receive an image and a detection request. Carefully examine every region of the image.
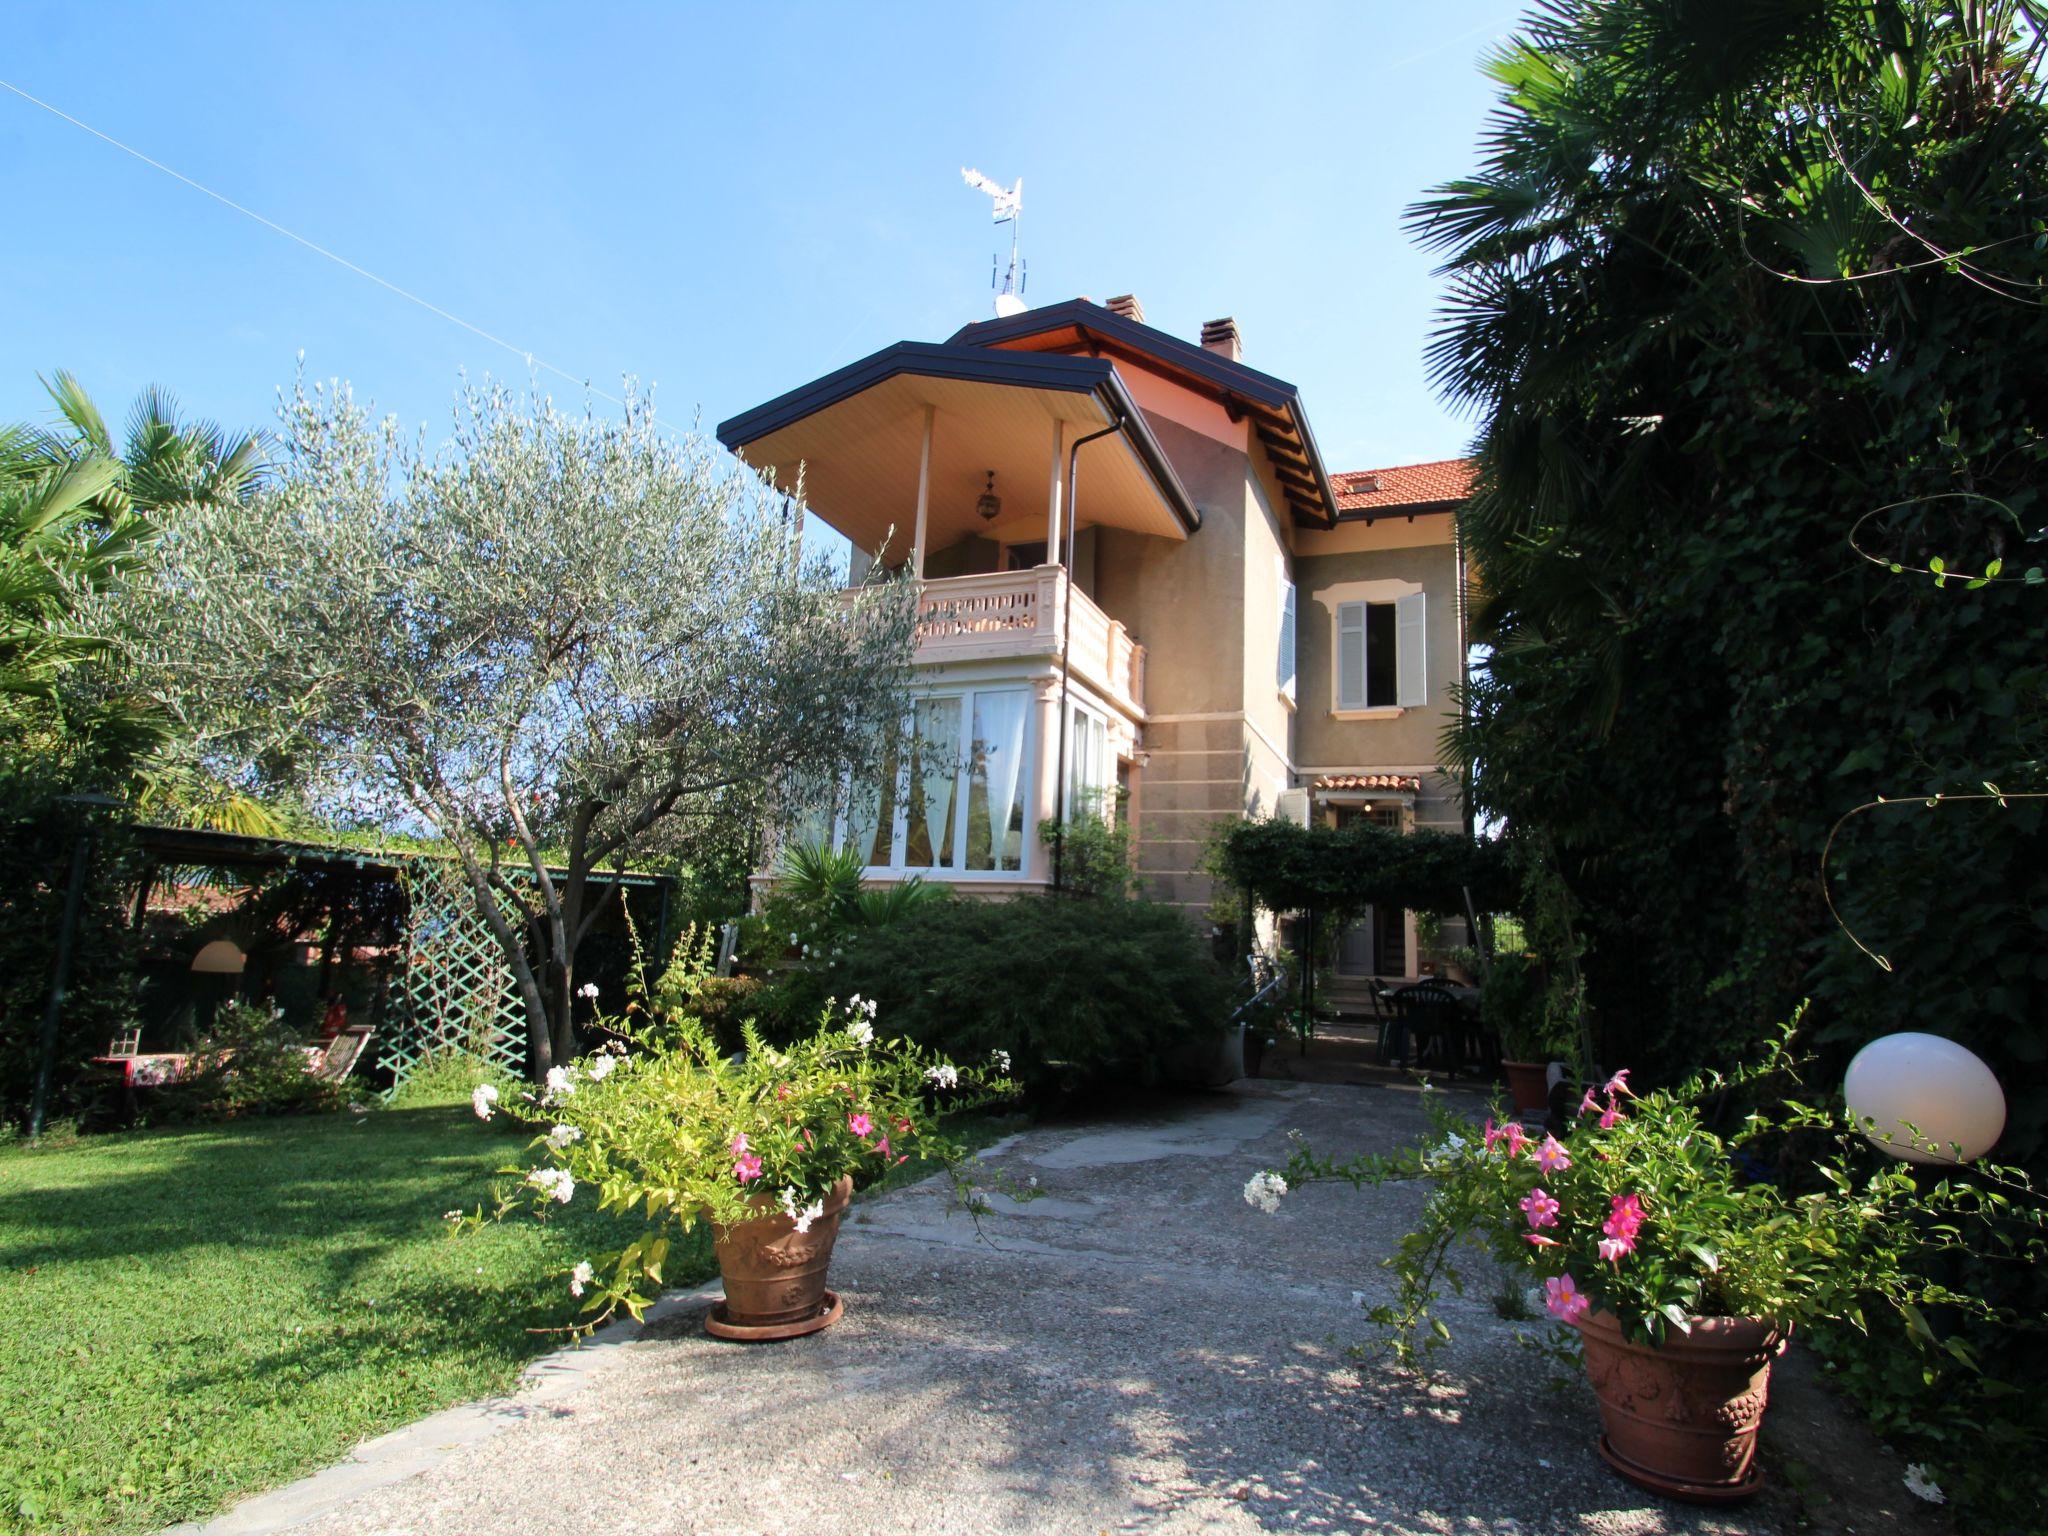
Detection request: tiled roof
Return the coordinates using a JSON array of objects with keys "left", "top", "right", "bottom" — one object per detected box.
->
[
  {"left": 1331, "top": 458, "right": 1473, "bottom": 516},
  {"left": 1313, "top": 774, "right": 1423, "bottom": 794}
]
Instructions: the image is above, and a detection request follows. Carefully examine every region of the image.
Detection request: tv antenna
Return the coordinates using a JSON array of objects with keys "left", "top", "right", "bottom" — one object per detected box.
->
[{"left": 961, "top": 167, "right": 1026, "bottom": 316}]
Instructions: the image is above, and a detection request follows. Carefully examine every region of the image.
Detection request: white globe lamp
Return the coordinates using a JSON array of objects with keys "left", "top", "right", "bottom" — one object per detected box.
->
[{"left": 1844, "top": 1032, "right": 2005, "bottom": 1165}]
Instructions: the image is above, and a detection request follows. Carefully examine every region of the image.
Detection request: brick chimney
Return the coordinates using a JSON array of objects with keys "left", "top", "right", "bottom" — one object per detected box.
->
[
  {"left": 1200, "top": 316, "right": 1243, "bottom": 362},
  {"left": 1105, "top": 293, "right": 1146, "bottom": 324}
]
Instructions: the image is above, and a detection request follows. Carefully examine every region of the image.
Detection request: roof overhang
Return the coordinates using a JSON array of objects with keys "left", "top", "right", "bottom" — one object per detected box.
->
[
  {"left": 949, "top": 300, "right": 1341, "bottom": 529},
  {"left": 716, "top": 342, "right": 1200, "bottom": 557}
]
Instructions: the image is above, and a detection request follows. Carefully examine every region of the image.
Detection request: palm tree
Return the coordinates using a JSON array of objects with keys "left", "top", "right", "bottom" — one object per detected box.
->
[
  {"left": 3, "top": 374, "right": 280, "bottom": 833},
  {"left": 34, "top": 369, "right": 269, "bottom": 516}
]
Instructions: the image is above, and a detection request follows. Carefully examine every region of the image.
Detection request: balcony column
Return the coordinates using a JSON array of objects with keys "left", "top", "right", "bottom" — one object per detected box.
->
[
  {"left": 912, "top": 402, "right": 935, "bottom": 580},
  {"left": 1044, "top": 417, "right": 1064, "bottom": 568},
  {"left": 1028, "top": 675, "right": 1063, "bottom": 882}
]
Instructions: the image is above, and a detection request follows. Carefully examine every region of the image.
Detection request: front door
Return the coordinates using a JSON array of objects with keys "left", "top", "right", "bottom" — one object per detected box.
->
[{"left": 1336, "top": 913, "right": 1376, "bottom": 976}]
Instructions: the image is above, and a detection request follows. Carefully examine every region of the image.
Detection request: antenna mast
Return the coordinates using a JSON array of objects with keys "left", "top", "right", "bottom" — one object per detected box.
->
[{"left": 960, "top": 167, "right": 1026, "bottom": 316}]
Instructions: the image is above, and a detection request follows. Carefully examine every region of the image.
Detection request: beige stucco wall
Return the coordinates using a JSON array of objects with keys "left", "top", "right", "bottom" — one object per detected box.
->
[{"left": 1292, "top": 521, "right": 1463, "bottom": 779}]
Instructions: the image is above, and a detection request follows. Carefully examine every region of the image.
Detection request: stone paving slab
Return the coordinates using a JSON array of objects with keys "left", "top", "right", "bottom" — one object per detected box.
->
[{"left": 173, "top": 1080, "right": 1945, "bottom": 1536}]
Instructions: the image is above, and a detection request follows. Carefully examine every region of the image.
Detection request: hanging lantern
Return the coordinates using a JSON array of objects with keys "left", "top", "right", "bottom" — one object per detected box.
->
[
  {"left": 975, "top": 470, "right": 1002, "bottom": 522},
  {"left": 190, "top": 939, "right": 247, "bottom": 975},
  {"left": 1844, "top": 1031, "right": 2005, "bottom": 1164}
]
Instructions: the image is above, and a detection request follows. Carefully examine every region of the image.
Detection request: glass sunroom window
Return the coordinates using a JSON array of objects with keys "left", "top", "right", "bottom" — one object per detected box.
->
[
  {"left": 964, "top": 688, "right": 1030, "bottom": 871},
  {"left": 902, "top": 697, "right": 961, "bottom": 869},
  {"left": 814, "top": 687, "right": 1032, "bottom": 877}
]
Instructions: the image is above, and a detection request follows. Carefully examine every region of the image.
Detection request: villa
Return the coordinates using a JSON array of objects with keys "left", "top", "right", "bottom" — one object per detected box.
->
[{"left": 718, "top": 296, "right": 1471, "bottom": 981}]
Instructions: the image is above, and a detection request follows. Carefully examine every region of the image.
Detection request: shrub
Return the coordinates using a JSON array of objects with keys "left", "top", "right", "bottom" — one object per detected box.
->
[
  {"left": 1480, "top": 951, "right": 1550, "bottom": 1062},
  {"left": 472, "top": 993, "right": 1016, "bottom": 1330},
  {"left": 147, "top": 1002, "right": 348, "bottom": 1122},
  {"left": 811, "top": 895, "right": 1232, "bottom": 1103},
  {"left": 386, "top": 1047, "right": 521, "bottom": 1111}
]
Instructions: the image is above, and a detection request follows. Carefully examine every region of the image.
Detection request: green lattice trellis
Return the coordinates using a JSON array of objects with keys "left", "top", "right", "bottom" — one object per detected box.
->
[{"left": 384, "top": 857, "right": 528, "bottom": 1087}]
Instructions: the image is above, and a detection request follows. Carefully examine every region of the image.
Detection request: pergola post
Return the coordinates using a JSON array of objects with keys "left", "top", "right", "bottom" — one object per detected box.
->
[{"left": 912, "top": 403, "right": 934, "bottom": 580}]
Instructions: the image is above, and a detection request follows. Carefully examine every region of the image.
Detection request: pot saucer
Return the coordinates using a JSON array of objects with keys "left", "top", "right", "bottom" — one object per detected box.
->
[
  {"left": 1597, "top": 1435, "right": 1764, "bottom": 1504},
  {"left": 705, "top": 1289, "right": 843, "bottom": 1342}
]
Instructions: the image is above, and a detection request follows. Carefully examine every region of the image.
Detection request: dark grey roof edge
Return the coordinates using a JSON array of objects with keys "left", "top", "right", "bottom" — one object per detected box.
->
[
  {"left": 716, "top": 340, "right": 1200, "bottom": 534},
  {"left": 949, "top": 299, "right": 1337, "bottom": 528}
]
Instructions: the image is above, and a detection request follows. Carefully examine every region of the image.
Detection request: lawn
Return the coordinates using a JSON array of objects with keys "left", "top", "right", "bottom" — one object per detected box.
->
[{"left": 0, "top": 1103, "right": 704, "bottom": 1536}]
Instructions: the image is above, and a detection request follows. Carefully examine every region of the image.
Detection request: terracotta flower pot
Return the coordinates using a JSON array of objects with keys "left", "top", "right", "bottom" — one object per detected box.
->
[
  {"left": 707, "top": 1174, "right": 854, "bottom": 1341},
  {"left": 1574, "top": 1309, "right": 1788, "bottom": 1502},
  {"left": 1501, "top": 1059, "right": 1551, "bottom": 1118}
]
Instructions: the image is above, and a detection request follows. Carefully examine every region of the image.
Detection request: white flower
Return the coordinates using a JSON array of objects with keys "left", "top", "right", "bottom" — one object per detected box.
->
[
  {"left": 1243, "top": 1171, "right": 1288, "bottom": 1215},
  {"left": 545, "top": 1066, "right": 575, "bottom": 1100},
  {"left": 789, "top": 931, "right": 799, "bottom": 945},
  {"left": 569, "top": 1259, "right": 594, "bottom": 1298},
  {"left": 547, "top": 1124, "right": 583, "bottom": 1149},
  {"left": 991, "top": 1050, "right": 1011, "bottom": 1073},
  {"left": 848, "top": 1016, "right": 876, "bottom": 1047},
  {"left": 471, "top": 1083, "right": 499, "bottom": 1120},
  {"left": 577, "top": 981, "right": 599, "bottom": 1000},
  {"left": 778, "top": 1187, "right": 799, "bottom": 1219},
  {"left": 585, "top": 1054, "right": 617, "bottom": 1082},
  {"left": 924, "top": 1063, "right": 959, "bottom": 1089},
  {"left": 443, "top": 1209, "right": 463, "bottom": 1222},
  {"left": 1902, "top": 1465, "right": 1945, "bottom": 1505},
  {"left": 526, "top": 1167, "right": 576, "bottom": 1204},
  {"left": 794, "top": 1199, "right": 825, "bottom": 1234}
]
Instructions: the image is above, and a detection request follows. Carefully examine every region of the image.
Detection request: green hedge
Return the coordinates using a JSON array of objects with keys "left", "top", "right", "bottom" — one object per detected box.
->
[{"left": 785, "top": 895, "right": 1231, "bottom": 1103}]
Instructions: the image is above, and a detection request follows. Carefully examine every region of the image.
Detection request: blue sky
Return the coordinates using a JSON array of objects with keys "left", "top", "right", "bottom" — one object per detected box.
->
[{"left": 2, "top": 2, "right": 1517, "bottom": 477}]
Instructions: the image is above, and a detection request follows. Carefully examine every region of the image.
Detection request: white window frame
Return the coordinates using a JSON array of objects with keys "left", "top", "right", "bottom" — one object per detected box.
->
[
  {"left": 828, "top": 685, "right": 1038, "bottom": 879},
  {"left": 1065, "top": 699, "right": 1111, "bottom": 824},
  {"left": 1333, "top": 591, "right": 1427, "bottom": 714}
]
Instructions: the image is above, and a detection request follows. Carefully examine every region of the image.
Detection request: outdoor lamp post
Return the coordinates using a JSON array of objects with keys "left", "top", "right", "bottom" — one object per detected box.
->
[{"left": 1844, "top": 1031, "right": 2006, "bottom": 1165}]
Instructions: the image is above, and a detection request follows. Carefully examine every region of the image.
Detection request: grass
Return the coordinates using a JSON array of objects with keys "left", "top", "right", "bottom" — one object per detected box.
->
[
  {"left": 0, "top": 1088, "right": 1023, "bottom": 1536},
  {"left": 0, "top": 1101, "right": 701, "bottom": 1536}
]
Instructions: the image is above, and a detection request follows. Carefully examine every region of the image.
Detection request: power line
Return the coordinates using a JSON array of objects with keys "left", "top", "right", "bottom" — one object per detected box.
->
[{"left": 0, "top": 77, "right": 632, "bottom": 414}]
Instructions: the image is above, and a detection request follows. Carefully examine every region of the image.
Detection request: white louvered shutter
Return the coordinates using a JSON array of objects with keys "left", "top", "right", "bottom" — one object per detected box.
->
[
  {"left": 1336, "top": 602, "right": 1366, "bottom": 710},
  {"left": 1396, "top": 592, "right": 1427, "bottom": 708}
]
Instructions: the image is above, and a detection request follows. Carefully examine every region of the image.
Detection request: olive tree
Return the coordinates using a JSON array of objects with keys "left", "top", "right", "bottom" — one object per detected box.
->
[{"left": 115, "top": 377, "right": 916, "bottom": 1075}]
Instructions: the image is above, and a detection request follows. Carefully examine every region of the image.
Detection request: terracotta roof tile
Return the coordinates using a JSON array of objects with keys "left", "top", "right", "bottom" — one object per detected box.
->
[
  {"left": 1313, "top": 773, "right": 1423, "bottom": 794},
  {"left": 1331, "top": 458, "right": 1473, "bottom": 516}
]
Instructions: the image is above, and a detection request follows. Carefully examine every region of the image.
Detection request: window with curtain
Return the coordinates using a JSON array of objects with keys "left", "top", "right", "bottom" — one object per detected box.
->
[
  {"left": 965, "top": 688, "right": 1030, "bottom": 871},
  {"left": 902, "top": 696, "right": 961, "bottom": 869},
  {"left": 827, "top": 687, "right": 1032, "bottom": 875},
  {"left": 1335, "top": 593, "right": 1427, "bottom": 710}
]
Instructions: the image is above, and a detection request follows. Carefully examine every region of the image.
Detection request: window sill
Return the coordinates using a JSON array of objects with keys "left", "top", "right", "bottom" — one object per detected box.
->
[
  {"left": 1329, "top": 706, "right": 1406, "bottom": 720},
  {"left": 1277, "top": 687, "right": 1297, "bottom": 714}
]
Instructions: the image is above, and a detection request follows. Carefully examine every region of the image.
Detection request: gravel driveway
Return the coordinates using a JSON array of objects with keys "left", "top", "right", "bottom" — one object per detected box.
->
[{"left": 173, "top": 1079, "right": 1946, "bottom": 1536}]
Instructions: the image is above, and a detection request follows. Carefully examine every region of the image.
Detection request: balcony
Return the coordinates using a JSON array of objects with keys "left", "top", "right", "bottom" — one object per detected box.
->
[{"left": 906, "top": 567, "right": 1145, "bottom": 719}]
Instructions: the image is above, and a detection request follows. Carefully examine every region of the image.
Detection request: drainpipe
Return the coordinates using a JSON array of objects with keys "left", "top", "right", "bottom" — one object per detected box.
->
[{"left": 1051, "top": 420, "right": 1123, "bottom": 893}]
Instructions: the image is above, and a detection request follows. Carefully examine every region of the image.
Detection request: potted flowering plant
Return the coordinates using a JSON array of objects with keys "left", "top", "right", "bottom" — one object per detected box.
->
[
  {"left": 470, "top": 986, "right": 1016, "bottom": 1342},
  {"left": 1256, "top": 1027, "right": 2037, "bottom": 1502}
]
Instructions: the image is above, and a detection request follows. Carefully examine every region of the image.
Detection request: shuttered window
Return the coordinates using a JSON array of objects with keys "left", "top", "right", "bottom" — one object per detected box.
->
[{"left": 1335, "top": 594, "right": 1427, "bottom": 710}]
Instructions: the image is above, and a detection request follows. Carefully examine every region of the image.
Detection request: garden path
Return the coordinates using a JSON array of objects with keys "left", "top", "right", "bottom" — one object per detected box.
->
[{"left": 171, "top": 1081, "right": 1945, "bottom": 1536}]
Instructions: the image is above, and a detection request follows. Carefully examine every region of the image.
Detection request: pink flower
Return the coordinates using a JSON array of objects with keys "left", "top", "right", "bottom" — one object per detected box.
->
[
  {"left": 1577, "top": 1086, "right": 1599, "bottom": 1118},
  {"left": 1604, "top": 1068, "right": 1633, "bottom": 1098},
  {"left": 873, "top": 1135, "right": 892, "bottom": 1159},
  {"left": 1520, "top": 1188, "right": 1561, "bottom": 1229},
  {"left": 1597, "top": 1235, "right": 1634, "bottom": 1263},
  {"left": 1524, "top": 1232, "right": 1559, "bottom": 1247},
  {"left": 1603, "top": 1193, "right": 1645, "bottom": 1243},
  {"left": 1485, "top": 1119, "right": 1530, "bottom": 1157},
  {"left": 1545, "top": 1273, "right": 1592, "bottom": 1323},
  {"left": 729, "top": 1132, "right": 750, "bottom": 1155},
  {"left": 801, "top": 1128, "right": 814, "bottom": 1148},
  {"left": 1534, "top": 1134, "right": 1572, "bottom": 1175},
  {"left": 733, "top": 1152, "right": 763, "bottom": 1184},
  {"left": 1598, "top": 1098, "right": 1624, "bottom": 1130},
  {"left": 848, "top": 1113, "right": 874, "bottom": 1138}
]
